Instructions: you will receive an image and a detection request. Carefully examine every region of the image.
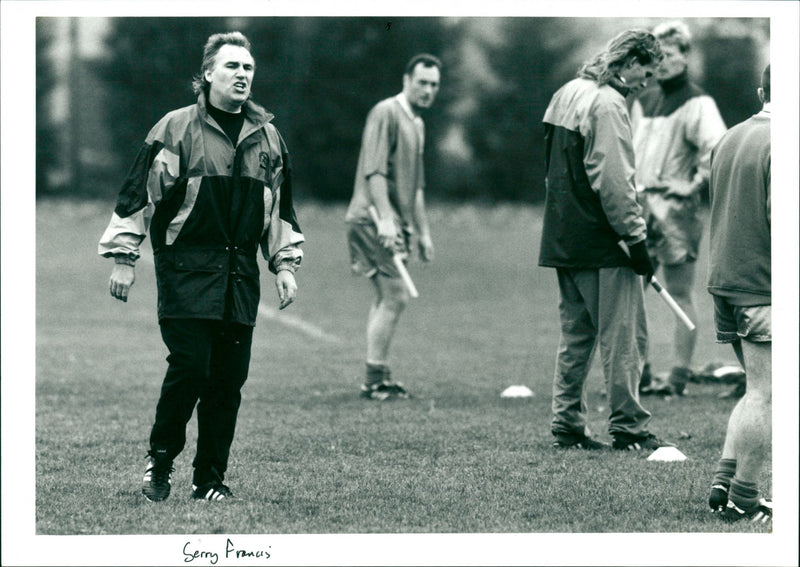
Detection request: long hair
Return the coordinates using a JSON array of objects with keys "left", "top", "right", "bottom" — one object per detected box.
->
[
  {"left": 578, "top": 29, "right": 662, "bottom": 85},
  {"left": 191, "top": 31, "right": 252, "bottom": 97}
]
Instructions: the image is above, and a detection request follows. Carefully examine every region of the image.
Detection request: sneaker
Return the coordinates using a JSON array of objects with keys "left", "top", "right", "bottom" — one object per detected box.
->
[
  {"left": 360, "top": 382, "right": 391, "bottom": 400},
  {"left": 552, "top": 432, "right": 609, "bottom": 450},
  {"left": 192, "top": 482, "right": 234, "bottom": 501},
  {"left": 360, "top": 381, "right": 410, "bottom": 400},
  {"left": 142, "top": 456, "right": 174, "bottom": 502},
  {"left": 612, "top": 432, "right": 676, "bottom": 451},
  {"left": 667, "top": 366, "right": 692, "bottom": 396},
  {"left": 709, "top": 483, "right": 729, "bottom": 512},
  {"left": 640, "top": 374, "right": 673, "bottom": 396},
  {"left": 720, "top": 498, "right": 772, "bottom": 524},
  {"left": 718, "top": 380, "right": 746, "bottom": 399}
]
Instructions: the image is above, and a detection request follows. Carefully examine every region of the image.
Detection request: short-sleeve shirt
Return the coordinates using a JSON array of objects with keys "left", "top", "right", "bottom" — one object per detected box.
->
[{"left": 345, "top": 94, "right": 425, "bottom": 232}]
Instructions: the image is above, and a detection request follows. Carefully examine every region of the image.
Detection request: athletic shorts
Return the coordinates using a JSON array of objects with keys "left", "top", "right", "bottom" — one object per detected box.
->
[
  {"left": 712, "top": 295, "right": 771, "bottom": 343},
  {"left": 642, "top": 190, "right": 703, "bottom": 265},
  {"left": 346, "top": 221, "right": 409, "bottom": 279}
]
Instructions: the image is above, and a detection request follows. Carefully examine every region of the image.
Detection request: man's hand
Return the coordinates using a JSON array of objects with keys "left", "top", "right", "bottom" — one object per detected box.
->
[
  {"left": 418, "top": 233, "right": 435, "bottom": 262},
  {"left": 109, "top": 264, "right": 135, "bottom": 302},
  {"left": 375, "top": 215, "right": 398, "bottom": 250},
  {"left": 627, "top": 241, "right": 655, "bottom": 283},
  {"left": 276, "top": 269, "right": 297, "bottom": 310}
]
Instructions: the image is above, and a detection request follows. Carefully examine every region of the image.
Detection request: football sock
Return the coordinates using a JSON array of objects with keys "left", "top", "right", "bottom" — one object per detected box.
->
[
  {"left": 729, "top": 478, "right": 759, "bottom": 511},
  {"left": 365, "top": 362, "right": 387, "bottom": 386},
  {"left": 711, "top": 458, "right": 737, "bottom": 489}
]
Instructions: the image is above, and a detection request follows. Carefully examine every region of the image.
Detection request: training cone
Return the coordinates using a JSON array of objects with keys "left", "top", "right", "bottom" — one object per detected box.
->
[
  {"left": 647, "top": 446, "right": 687, "bottom": 462},
  {"left": 500, "top": 385, "right": 534, "bottom": 398}
]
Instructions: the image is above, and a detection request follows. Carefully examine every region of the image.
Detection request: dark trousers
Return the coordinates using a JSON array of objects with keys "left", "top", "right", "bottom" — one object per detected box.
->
[{"left": 150, "top": 318, "right": 253, "bottom": 486}]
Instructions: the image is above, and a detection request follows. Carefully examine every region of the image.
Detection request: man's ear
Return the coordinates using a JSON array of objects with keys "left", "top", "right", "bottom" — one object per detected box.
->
[{"left": 757, "top": 87, "right": 765, "bottom": 105}]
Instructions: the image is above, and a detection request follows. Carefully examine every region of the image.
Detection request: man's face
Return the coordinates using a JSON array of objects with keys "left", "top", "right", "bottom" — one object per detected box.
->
[
  {"left": 618, "top": 59, "right": 658, "bottom": 96},
  {"left": 205, "top": 44, "right": 255, "bottom": 112},
  {"left": 403, "top": 63, "right": 441, "bottom": 111},
  {"left": 656, "top": 43, "right": 688, "bottom": 81}
]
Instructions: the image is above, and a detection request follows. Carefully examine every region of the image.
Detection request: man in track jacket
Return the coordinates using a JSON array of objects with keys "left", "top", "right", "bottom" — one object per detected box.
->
[
  {"left": 630, "top": 21, "right": 727, "bottom": 396},
  {"left": 539, "top": 29, "right": 674, "bottom": 452},
  {"left": 98, "top": 31, "right": 304, "bottom": 502}
]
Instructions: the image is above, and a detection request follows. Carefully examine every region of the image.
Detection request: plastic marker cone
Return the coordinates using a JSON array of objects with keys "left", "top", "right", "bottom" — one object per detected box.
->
[
  {"left": 500, "top": 385, "right": 534, "bottom": 398},
  {"left": 647, "top": 447, "right": 687, "bottom": 462}
]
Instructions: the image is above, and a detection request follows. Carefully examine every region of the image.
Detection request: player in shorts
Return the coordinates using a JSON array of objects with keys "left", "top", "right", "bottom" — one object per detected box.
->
[
  {"left": 345, "top": 54, "right": 440, "bottom": 400},
  {"left": 705, "top": 64, "right": 771, "bottom": 524},
  {"left": 630, "top": 21, "right": 726, "bottom": 396}
]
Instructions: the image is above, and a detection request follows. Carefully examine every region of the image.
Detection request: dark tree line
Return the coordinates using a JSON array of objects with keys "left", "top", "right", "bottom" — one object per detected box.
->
[{"left": 37, "top": 17, "right": 769, "bottom": 203}]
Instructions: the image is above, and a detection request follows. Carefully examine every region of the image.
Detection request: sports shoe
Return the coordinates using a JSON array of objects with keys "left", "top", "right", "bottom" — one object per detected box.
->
[
  {"left": 360, "top": 381, "right": 411, "bottom": 400},
  {"left": 552, "top": 432, "right": 609, "bottom": 450},
  {"left": 142, "top": 456, "right": 174, "bottom": 502},
  {"left": 667, "top": 366, "right": 692, "bottom": 396},
  {"left": 192, "top": 482, "right": 234, "bottom": 501},
  {"left": 612, "top": 432, "right": 676, "bottom": 451},
  {"left": 709, "top": 483, "right": 729, "bottom": 512},
  {"left": 640, "top": 374, "right": 673, "bottom": 396},
  {"left": 718, "top": 380, "right": 746, "bottom": 399},
  {"left": 720, "top": 498, "right": 772, "bottom": 524}
]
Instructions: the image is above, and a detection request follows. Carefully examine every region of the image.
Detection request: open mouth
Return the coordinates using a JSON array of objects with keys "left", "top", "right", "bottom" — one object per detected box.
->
[{"left": 233, "top": 82, "right": 248, "bottom": 92}]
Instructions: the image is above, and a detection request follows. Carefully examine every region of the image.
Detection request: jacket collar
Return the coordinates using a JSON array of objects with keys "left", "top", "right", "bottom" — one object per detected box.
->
[
  {"left": 657, "top": 69, "right": 690, "bottom": 94},
  {"left": 395, "top": 93, "right": 420, "bottom": 121}
]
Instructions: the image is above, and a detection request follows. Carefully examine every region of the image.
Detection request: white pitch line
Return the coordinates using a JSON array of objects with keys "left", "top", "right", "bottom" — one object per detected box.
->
[
  {"left": 257, "top": 304, "right": 341, "bottom": 343},
  {"left": 137, "top": 248, "right": 341, "bottom": 343}
]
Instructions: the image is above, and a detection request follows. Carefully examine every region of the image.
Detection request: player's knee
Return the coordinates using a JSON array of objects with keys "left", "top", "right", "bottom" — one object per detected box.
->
[{"left": 386, "top": 288, "right": 409, "bottom": 311}]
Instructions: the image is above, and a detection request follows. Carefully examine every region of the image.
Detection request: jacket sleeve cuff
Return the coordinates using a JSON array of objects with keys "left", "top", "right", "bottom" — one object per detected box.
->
[
  {"left": 114, "top": 255, "right": 136, "bottom": 267},
  {"left": 274, "top": 256, "right": 301, "bottom": 274}
]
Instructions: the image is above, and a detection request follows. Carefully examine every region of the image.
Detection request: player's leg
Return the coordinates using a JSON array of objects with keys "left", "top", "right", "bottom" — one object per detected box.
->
[
  {"left": 192, "top": 321, "right": 253, "bottom": 499},
  {"left": 367, "top": 274, "right": 409, "bottom": 364},
  {"left": 363, "top": 274, "right": 410, "bottom": 398},
  {"left": 708, "top": 297, "right": 744, "bottom": 510},
  {"left": 724, "top": 338, "right": 771, "bottom": 517},
  {"left": 661, "top": 261, "right": 699, "bottom": 394},
  {"left": 551, "top": 268, "right": 604, "bottom": 448},
  {"left": 144, "top": 318, "right": 214, "bottom": 501},
  {"left": 595, "top": 268, "right": 659, "bottom": 449}
]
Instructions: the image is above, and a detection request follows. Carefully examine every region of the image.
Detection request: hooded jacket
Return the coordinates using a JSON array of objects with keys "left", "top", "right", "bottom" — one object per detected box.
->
[
  {"left": 539, "top": 77, "right": 646, "bottom": 269},
  {"left": 98, "top": 93, "right": 304, "bottom": 326}
]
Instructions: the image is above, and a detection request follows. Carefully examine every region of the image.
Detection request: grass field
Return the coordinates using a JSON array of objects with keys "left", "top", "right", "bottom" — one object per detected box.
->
[{"left": 27, "top": 198, "right": 782, "bottom": 560}]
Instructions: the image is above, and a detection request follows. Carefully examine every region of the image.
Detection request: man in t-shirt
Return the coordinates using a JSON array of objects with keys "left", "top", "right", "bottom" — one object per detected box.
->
[{"left": 345, "top": 54, "right": 440, "bottom": 400}]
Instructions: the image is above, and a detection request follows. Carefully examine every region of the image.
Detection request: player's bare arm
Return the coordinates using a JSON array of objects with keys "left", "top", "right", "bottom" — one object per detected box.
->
[
  {"left": 367, "top": 173, "right": 397, "bottom": 249},
  {"left": 414, "top": 187, "right": 434, "bottom": 262}
]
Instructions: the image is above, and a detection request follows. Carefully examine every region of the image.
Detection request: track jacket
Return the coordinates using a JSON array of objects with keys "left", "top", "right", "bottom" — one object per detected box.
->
[
  {"left": 98, "top": 93, "right": 304, "bottom": 326},
  {"left": 539, "top": 77, "right": 646, "bottom": 269},
  {"left": 630, "top": 72, "right": 726, "bottom": 194}
]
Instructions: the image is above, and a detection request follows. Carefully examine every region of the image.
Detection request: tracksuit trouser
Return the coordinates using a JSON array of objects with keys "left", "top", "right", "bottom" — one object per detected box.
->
[
  {"left": 149, "top": 318, "right": 253, "bottom": 486},
  {"left": 551, "top": 267, "right": 651, "bottom": 438}
]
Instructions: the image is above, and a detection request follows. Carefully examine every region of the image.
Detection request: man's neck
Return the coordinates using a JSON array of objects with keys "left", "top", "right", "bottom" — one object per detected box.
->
[
  {"left": 208, "top": 93, "right": 243, "bottom": 114},
  {"left": 397, "top": 92, "right": 420, "bottom": 118},
  {"left": 761, "top": 101, "right": 772, "bottom": 113},
  {"left": 658, "top": 69, "right": 689, "bottom": 93}
]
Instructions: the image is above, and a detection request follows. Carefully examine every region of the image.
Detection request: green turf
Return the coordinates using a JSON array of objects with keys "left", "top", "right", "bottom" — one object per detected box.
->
[{"left": 35, "top": 199, "right": 771, "bottom": 535}]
